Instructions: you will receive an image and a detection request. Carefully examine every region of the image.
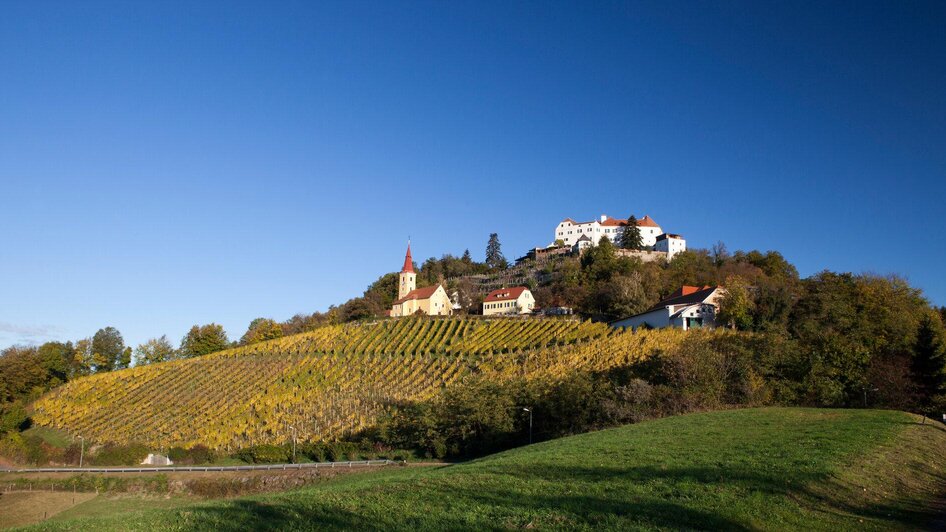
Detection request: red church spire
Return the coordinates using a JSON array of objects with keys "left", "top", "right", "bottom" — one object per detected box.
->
[{"left": 401, "top": 241, "right": 414, "bottom": 273}]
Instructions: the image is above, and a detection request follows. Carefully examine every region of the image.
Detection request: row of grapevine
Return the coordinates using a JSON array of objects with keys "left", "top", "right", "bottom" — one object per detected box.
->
[{"left": 31, "top": 318, "right": 719, "bottom": 449}]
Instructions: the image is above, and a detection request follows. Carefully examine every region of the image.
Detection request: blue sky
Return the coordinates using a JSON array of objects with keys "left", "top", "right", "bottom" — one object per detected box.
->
[{"left": 1, "top": 1, "right": 944, "bottom": 348}]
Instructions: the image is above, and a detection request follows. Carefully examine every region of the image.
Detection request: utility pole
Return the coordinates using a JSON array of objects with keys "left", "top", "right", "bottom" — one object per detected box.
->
[
  {"left": 289, "top": 425, "right": 296, "bottom": 464},
  {"left": 78, "top": 435, "right": 85, "bottom": 467},
  {"left": 522, "top": 408, "right": 532, "bottom": 445}
]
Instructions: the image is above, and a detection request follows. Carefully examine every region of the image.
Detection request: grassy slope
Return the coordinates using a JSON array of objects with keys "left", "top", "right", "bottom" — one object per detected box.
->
[{"left": 26, "top": 408, "right": 946, "bottom": 531}]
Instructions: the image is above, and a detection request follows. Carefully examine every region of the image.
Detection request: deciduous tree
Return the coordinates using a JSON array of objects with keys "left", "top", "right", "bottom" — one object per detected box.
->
[
  {"left": 134, "top": 336, "right": 176, "bottom": 366},
  {"left": 91, "top": 327, "right": 125, "bottom": 372},
  {"left": 180, "top": 324, "right": 229, "bottom": 358}
]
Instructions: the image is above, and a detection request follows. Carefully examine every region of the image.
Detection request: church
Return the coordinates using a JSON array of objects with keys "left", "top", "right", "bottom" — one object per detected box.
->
[{"left": 390, "top": 243, "right": 453, "bottom": 317}]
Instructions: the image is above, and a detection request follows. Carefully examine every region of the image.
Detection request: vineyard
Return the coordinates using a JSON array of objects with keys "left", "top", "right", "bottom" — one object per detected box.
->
[{"left": 32, "top": 318, "right": 705, "bottom": 450}]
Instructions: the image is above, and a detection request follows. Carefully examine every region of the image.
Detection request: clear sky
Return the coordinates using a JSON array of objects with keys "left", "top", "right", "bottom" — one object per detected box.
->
[{"left": 1, "top": 1, "right": 944, "bottom": 348}]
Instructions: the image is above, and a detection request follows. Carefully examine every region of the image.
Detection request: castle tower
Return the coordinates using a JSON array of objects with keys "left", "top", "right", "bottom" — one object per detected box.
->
[{"left": 398, "top": 242, "right": 416, "bottom": 299}]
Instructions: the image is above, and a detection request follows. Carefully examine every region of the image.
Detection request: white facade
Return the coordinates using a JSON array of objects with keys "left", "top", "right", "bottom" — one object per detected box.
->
[
  {"left": 611, "top": 287, "right": 723, "bottom": 331},
  {"left": 611, "top": 303, "right": 718, "bottom": 331},
  {"left": 554, "top": 214, "right": 663, "bottom": 248},
  {"left": 482, "top": 287, "right": 535, "bottom": 316},
  {"left": 654, "top": 233, "right": 687, "bottom": 260}
]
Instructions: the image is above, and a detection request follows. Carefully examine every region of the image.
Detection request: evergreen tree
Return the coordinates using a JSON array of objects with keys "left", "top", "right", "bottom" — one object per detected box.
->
[
  {"left": 619, "top": 215, "right": 644, "bottom": 250},
  {"left": 912, "top": 314, "right": 946, "bottom": 414},
  {"left": 461, "top": 249, "right": 473, "bottom": 264},
  {"left": 485, "top": 233, "right": 507, "bottom": 270}
]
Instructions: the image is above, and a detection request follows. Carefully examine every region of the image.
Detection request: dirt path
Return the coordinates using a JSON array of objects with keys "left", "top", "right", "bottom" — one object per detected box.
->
[{"left": 0, "top": 491, "right": 97, "bottom": 528}]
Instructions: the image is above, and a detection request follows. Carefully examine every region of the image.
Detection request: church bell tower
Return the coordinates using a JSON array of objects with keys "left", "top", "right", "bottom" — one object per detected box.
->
[{"left": 399, "top": 242, "right": 416, "bottom": 299}]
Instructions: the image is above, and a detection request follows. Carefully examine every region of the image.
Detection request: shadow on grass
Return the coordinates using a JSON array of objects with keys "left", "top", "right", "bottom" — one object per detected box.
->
[
  {"left": 482, "top": 462, "right": 946, "bottom": 529},
  {"left": 153, "top": 490, "right": 752, "bottom": 531}
]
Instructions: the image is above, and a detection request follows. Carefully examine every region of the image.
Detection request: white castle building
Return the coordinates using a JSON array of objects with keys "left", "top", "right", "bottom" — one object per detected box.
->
[{"left": 553, "top": 214, "right": 687, "bottom": 259}]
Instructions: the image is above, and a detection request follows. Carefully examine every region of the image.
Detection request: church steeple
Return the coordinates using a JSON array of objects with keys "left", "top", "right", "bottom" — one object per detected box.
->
[
  {"left": 401, "top": 242, "right": 414, "bottom": 273},
  {"left": 398, "top": 241, "right": 416, "bottom": 299}
]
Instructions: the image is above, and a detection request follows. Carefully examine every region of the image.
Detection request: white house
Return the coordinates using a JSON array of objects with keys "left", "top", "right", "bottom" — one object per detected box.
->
[
  {"left": 482, "top": 286, "right": 535, "bottom": 316},
  {"left": 554, "top": 214, "right": 663, "bottom": 248},
  {"left": 654, "top": 233, "right": 687, "bottom": 260},
  {"left": 571, "top": 234, "right": 594, "bottom": 254},
  {"left": 610, "top": 286, "right": 724, "bottom": 331}
]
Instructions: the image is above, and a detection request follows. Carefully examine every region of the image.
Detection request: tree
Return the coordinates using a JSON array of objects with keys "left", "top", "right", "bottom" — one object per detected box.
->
[
  {"left": 717, "top": 275, "right": 756, "bottom": 330},
  {"left": 590, "top": 272, "right": 649, "bottom": 319},
  {"left": 485, "top": 233, "right": 507, "bottom": 270},
  {"left": 179, "top": 324, "right": 229, "bottom": 358},
  {"left": 71, "top": 339, "right": 93, "bottom": 377},
  {"left": 36, "top": 342, "right": 72, "bottom": 384},
  {"left": 619, "top": 215, "right": 643, "bottom": 250},
  {"left": 118, "top": 347, "right": 132, "bottom": 370},
  {"left": 134, "top": 336, "right": 176, "bottom": 366},
  {"left": 240, "top": 318, "right": 284, "bottom": 345},
  {"left": 461, "top": 249, "right": 473, "bottom": 264},
  {"left": 711, "top": 241, "right": 729, "bottom": 266},
  {"left": 91, "top": 327, "right": 125, "bottom": 372},
  {"left": 912, "top": 313, "right": 946, "bottom": 415}
]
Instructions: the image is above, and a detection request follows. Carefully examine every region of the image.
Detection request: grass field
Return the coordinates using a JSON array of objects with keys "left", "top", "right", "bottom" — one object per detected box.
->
[{"left": 15, "top": 407, "right": 946, "bottom": 531}]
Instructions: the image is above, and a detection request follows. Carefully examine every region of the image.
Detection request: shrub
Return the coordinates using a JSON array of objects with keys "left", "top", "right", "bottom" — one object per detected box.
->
[
  {"left": 91, "top": 443, "right": 150, "bottom": 466},
  {"left": 327, "top": 442, "right": 357, "bottom": 462},
  {"left": 299, "top": 442, "right": 328, "bottom": 462},
  {"left": 235, "top": 444, "right": 288, "bottom": 464}
]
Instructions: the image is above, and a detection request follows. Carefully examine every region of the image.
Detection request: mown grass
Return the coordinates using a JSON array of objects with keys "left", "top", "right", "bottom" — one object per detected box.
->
[
  {"left": 24, "top": 408, "right": 946, "bottom": 531},
  {"left": 21, "top": 427, "right": 72, "bottom": 449}
]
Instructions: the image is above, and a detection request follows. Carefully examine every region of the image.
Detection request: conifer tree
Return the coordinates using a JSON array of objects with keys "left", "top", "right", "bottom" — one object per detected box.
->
[
  {"left": 486, "top": 233, "right": 507, "bottom": 269},
  {"left": 912, "top": 314, "right": 946, "bottom": 414},
  {"left": 620, "top": 215, "right": 644, "bottom": 250}
]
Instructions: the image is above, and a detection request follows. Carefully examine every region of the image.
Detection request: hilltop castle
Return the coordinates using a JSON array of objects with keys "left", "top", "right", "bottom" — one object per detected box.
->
[
  {"left": 389, "top": 243, "right": 452, "bottom": 317},
  {"left": 554, "top": 214, "right": 687, "bottom": 259}
]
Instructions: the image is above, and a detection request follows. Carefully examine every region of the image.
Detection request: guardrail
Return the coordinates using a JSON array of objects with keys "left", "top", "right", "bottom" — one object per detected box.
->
[{"left": 0, "top": 459, "right": 400, "bottom": 474}]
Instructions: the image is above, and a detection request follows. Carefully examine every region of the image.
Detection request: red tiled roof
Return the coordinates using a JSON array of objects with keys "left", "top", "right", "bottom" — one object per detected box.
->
[
  {"left": 567, "top": 215, "right": 661, "bottom": 228},
  {"left": 648, "top": 286, "right": 718, "bottom": 311},
  {"left": 392, "top": 285, "right": 440, "bottom": 305},
  {"left": 484, "top": 286, "right": 529, "bottom": 303},
  {"left": 669, "top": 285, "right": 710, "bottom": 298},
  {"left": 637, "top": 215, "right": 660, "bottom": 228},
  {"left": 600, "top": 217, "right": 626, "bottom": 227},
  {"left": 401, "top": 243, "right": 414, "bottom": 273}
]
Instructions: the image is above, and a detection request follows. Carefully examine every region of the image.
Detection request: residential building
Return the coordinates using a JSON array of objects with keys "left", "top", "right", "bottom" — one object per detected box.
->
[
  {"left": 571, "top": 234, "right": 593, "bottom": 254},
  {"left": 390, "top": 243, "right": 453, "bottom": 317},
  {"left": 610, "top": 285, "right": 724, "bottom": 331},
  {"left": 654, "top": 233, "right": 687, "bottom": 260},
  {"left": 554, "top": 214, "right": 663, "bottom": 248},
  {"left": 482, "top": 286, "right": 535, "bottom": 316}
]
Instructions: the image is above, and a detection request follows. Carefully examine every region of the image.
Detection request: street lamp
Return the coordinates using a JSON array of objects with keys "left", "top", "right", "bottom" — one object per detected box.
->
[
  {"left": 288, "top": 425, "right": 297, "bottom": 464},
  {"left": 77, "top": 435, "right": 85, "bottom": 468},
  {"left": 522, "top": 408, "right": 532, "bottom": 445}
]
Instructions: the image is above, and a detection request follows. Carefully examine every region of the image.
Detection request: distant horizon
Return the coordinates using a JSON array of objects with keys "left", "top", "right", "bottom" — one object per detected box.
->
[{"left": 2, "top": 1, "right": 944, "bottom": 349}]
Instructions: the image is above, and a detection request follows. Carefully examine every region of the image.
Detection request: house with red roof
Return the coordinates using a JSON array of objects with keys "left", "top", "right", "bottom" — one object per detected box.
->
[
  {"left": 610, "top": 285, "right": 724, "bottom": 331},
  {"left": 482, "top": 286, "right": 535, "bottom": 316},
  {"left": 390, "top": 243, "right": 453, "bottom": 317}
]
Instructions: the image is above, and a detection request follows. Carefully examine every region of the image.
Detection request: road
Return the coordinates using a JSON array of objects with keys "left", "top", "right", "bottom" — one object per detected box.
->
[{"left": 0, "top": 459, "right": 401, "bottom": 474}]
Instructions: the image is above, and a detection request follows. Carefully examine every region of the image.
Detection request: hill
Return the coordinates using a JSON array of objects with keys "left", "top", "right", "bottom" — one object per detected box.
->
[
  {"left": 31, "top": 318, "right": 700, "bottom": 449},
  {"left": 26, "top": 408, "right": 946, "bottom": 530}
]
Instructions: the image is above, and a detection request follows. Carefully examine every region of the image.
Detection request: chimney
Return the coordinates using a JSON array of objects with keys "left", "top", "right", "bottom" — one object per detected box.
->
[{"left": 600, "top": 214, "right": 607, "bottom": 222}]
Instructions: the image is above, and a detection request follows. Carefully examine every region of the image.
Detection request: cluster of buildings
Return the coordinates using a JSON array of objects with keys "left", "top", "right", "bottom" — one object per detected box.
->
[
  {"left": 553, "top": 214, "right": 687, "bottom": 260},
  {"left": 387, "top": 212, "right": 722, "bottom": 331},
  {"left": 389, "top": 244, "right": 536, "bottom": 318}
]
